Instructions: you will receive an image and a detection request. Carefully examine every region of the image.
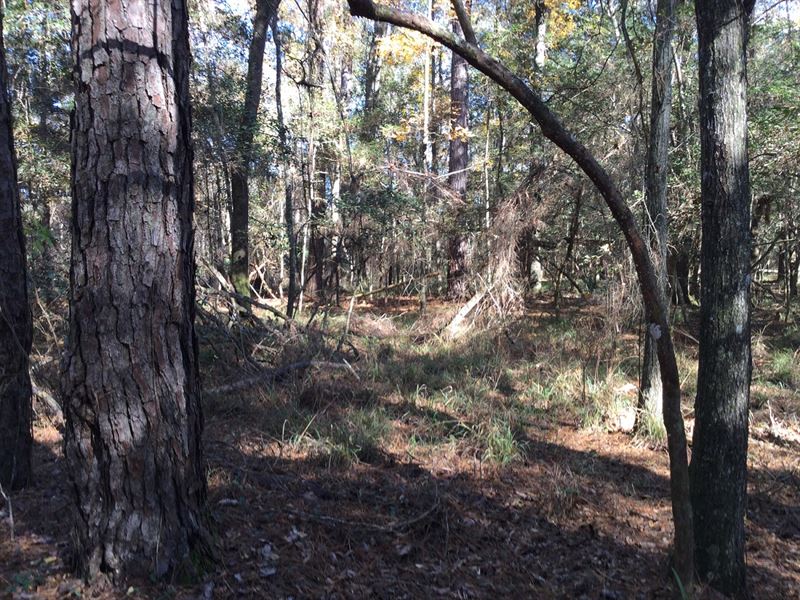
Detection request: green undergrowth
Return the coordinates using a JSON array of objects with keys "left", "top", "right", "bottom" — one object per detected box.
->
[
  {"left": 203, "top": 302, "right": 779, "bottom": 469},
  {"left": 764, "top": 349, "right": 799, "bottom": 387}
]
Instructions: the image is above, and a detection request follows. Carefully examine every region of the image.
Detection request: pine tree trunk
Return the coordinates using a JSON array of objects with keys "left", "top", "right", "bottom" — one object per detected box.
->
[
  {"left": 310, "top": 173, "right": 327, "bottom": 295},
  {"left": 691, "top": 0, "right": 754, "bottom": 595},
  {"left": 0, "top": 7, "right": 33, "bottom": 491},
  {"left": 639, "top": 0, "right": 676, "bottom": 425},
  {"left": 63, "top": 0, "right": 208, "bottom": 581}
]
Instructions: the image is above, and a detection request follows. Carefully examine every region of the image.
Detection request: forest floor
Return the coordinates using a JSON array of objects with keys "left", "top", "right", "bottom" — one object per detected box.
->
[{"left": 1, "top": 295, "right": 799, "bottom": 599}]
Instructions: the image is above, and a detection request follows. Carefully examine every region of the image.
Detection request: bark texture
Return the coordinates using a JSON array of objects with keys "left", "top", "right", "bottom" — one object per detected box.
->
[
  {"left": 639, "top": 0, "right": 676, "bottom": 426},
  {"left": 231, "top": 0, "right": 278, "bottom": 297},
  {"left": 346, "top": 0, "right": 694, "bottom": 585},
  {"left": 63, "top": 0, "right": 208, "bottom": 581},
  {"left": 691, "top": 0, "right": 754, "bottom": 595},
  {"left": 0, "top": 7, "right": 33, "bottom": 491}
]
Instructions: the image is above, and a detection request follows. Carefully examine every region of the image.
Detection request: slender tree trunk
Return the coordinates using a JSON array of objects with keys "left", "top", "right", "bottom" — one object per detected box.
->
[
  {"left": 495, "top": 105, "right": 505, "bottom": 196},
  {"left": 229, "top": 1, "right": 272, "bottom": 295},
  {"left": 310, "top": 169, "right": 327, "bottom": 295},
  {"left": 419, "top": 0, "right": 432, "bottom": 312},
  {"left": 35, "top": 16, "right": 58, "bottom": 300},
  {"left": 447, "top": 14, "right": 470, "bottom": 299},
  {"left": 482, "top": 105, "right": 490, "bottom": 232},
  {"left": 555, "top": 187, "right": 582, "bottom": 310},
  {"left": 533, "top": 0, "right": 549, "bottom": 70},
  {"left": 305, "top": 0, "right": 326, "bottom": 299},
  {"left": 639, "top": 0, "right": 676, "bottom": 427},
  {"left": 363, "top": 22, "right": 387, "bottom": 114},
  {"left": 63, "top": 0, "right": 208, "bottom": 580},
  {"left": 298, "top": 169, "right": 310, "bottom": 313},
  {"left": 230, "top": 0, "right": 278, "bottom": 297},
  {"left": 0, "top": 7, "right": 33, "bottom": 491},
  {"left": 691, "top": 0, "right": 754, "bottom": 595},
  {"left": 272, "top": 19, "right": 298, "bottom": 318},
  {"left": 788, "top": 215, "right": 798, "bottom": 300}
]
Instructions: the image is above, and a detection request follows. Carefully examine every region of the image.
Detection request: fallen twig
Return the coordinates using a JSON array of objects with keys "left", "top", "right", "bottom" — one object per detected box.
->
[
  {"left": 282, "top": 490, "right": 441, "bottom": 533},
  {"left": 672, "top": 328, "right": 700, "bottom": 345},
  {"left": 350, "top": 272, "right": 440, "bottom": 300},
  {"left": 443, "top": 288, "right": 488, "bottom": 339},
  {"left": 200, "top": 258, "right": 292, "bottom": 322},
  {"left": 204, "top": 360, "right": 359, "bottom": 396}
]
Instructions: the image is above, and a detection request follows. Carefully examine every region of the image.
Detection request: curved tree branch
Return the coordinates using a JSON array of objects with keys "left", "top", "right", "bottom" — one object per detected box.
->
[{"left": 346, "top": 0, "right": 694, "bottom": 586}]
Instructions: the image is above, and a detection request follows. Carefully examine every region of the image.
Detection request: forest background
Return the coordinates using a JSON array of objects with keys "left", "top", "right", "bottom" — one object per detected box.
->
[{"left": 0, "top": 0, "right": 799, "bottom": 597}]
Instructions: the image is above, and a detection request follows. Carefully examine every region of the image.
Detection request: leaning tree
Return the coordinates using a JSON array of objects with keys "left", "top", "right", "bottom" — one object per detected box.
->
[
  {"left": 62, "top": 0, "right": 208, "bottom": 580},
  {"left": 345, "top": 0, "right": 695, "bottom": 587},
  {"left": 0, "top": 3, "right": 33, "bottom": 491}
]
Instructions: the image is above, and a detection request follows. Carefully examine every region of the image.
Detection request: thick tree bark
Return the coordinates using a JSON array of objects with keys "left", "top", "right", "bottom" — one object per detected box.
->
[
  {"left": 638, "top": 0, "right": 676, "bottom": 427},
  {"left": 231, "top": 0, "right": 278, "bottom": 297},
  {"left": 446, "top": 10, "right": 471, "bottom": 299},
  {"left": 63, "top": 0, "right": 208, "bottom": 581},
  {"left": 346, "top": 0, "right": 694, "bottom": 585},
  {"left": 691, "top": 0, "right": 754, "bottom": 595},
  {"left": 0, "top": 7, "right": 33, "bottom": 491}
]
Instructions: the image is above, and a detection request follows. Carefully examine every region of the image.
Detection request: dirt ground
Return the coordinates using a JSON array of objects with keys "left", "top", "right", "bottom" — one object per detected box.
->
[{"left": 1, "top": 299, "right": 798, "bottom": 599}]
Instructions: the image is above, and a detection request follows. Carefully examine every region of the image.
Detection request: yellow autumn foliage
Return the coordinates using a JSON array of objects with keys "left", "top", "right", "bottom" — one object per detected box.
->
[
  {"left": 378, "top": 30, "right": 429, "bottom": 66},
  {"left": 522, "top": 0, "right": 582, "bottom": 44},
  {"left": 381, "top": 121, "right": 414, "bottom": 143},
  {"left": 449, "top": 125, "right": 471, "bottom": 142}
]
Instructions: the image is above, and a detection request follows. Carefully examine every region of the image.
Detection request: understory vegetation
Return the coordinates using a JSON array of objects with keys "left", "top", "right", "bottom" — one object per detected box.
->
[{"left": 4, "top": 289, "right": 798, "bottom": 598}]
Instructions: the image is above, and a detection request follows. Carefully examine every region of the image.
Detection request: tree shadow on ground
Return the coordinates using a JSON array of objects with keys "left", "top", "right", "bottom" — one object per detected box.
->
[
  {"left": 202, "top": 381, "right": 800, "bottom": 599},
  {"left": 2, "top": 413, "right": 798, "bottom": 598},
  {"left": 205, "top": 439, "right": 673, "bottom": 599}
]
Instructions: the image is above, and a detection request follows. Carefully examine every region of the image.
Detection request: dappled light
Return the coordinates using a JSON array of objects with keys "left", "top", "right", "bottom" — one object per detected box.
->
[{"left": 1, "top": 0, "right": 799, "bottom": 597}]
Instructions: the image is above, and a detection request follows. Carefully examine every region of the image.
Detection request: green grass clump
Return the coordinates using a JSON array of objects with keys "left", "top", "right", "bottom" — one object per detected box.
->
[
  {"left": 322, "top": 406, "right": 390, "bottom": 465},
  {"left": 635, "top": 408, "right": 667, "bottom": 446},
  {"left": 480, "top": 419, "right": 527, "bottom": 465},
  {"left": 766, "top": 349, "right": 798, "bottom": 387}
]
